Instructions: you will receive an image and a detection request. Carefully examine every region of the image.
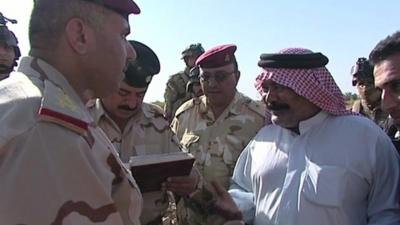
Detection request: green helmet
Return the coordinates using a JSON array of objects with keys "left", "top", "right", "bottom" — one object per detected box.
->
[
  {"left": 181, "top": 43, "right": 204, "bottom": 59},
  {"left": 186, "top": 66, "right": 201, "bottom": 92},
  {"left": 0, "top": 13, "right": 20, "bottom": 73},
  {"left": 350, "top": 57, "right": 373, "bottom": 86}
]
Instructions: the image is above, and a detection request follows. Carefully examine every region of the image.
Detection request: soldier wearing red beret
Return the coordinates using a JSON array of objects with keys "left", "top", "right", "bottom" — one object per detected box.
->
[
  {"left": 0, "top": 1, "right": 143, "bottom": 225},
  {"left": 168, "top": 44, "right": 266, "bottom": 225}
]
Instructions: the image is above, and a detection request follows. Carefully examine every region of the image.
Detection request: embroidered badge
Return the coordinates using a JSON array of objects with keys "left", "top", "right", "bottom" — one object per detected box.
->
[{"left": 57, "top": 94, "right": 78, "bottom": 113}]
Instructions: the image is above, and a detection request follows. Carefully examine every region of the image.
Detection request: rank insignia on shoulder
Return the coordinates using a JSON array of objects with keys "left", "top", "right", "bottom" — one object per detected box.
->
[
  {"left": 38, "top": 107, "right": 89, "bottom": 135},
  {"left": 57, "top": 94, "right": 78, "bottom": 113}
]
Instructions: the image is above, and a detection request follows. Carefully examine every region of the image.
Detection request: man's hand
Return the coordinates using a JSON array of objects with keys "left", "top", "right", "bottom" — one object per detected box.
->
[
  {"left": 162, "top": 175, "right": 198, "bottom": 196},
  {"left": 211, "top": 180, "right": 243, "bottom": 221}
]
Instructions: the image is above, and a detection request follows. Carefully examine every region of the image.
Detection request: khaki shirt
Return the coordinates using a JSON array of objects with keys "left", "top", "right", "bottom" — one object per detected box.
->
[
  {"left": 0, "top": 57, "right": 142, "bottom": 225},
  {"left": 164, "top": 68, "right": 192, "bottom": 120},
  {"left": 171, "top": 92, "right": 266, "bottom": 225},
  {"left": 351, "top": 99, "right": 388, "bottom": 128},
  {"left": 88, "top": 100, "right": 182, "bottom": 225}
]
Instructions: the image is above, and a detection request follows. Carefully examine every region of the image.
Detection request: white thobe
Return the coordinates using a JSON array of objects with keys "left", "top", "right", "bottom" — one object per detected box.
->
[{"left": 230, "top": 112, "right": 400, "bottom": 225}]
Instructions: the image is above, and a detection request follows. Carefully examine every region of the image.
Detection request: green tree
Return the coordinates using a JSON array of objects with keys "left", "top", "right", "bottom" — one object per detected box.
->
[
  {"left": 344, "top": 92, "right": 358, "bottom": 109},
  {"left": 344, "top": 92, "right": 358, "bottom": 101}
]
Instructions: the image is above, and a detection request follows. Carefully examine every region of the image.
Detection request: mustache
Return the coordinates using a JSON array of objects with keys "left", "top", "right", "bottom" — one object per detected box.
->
[
  {"left": 267, "top": 102, "right": 290, "bottom": 111},
  {"left": 0, "top": 64, "right": 10, "bottom": 69},
  {"left": 0, "top": 64, "right": 12, "bottom": 74},
  {"left": 118, "top": 105, "right": 136, "bottom": 111}
]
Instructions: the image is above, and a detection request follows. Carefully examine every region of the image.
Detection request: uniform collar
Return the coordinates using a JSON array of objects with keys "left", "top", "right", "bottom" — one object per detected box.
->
[
  {"left": 141, "top": 103, "right": 159, "bottom": 119},
  {"left": 199, "top": 91, "right": 244, "bottom": 119},
  {"left": 360, "top": 99, "right": 382, "bottom": 113},
  {"left": 90, "top": 99, "right": 107, "bottom": 125},
  {"left": 18, "top": 56, "right": 93, "bottom": 124}
]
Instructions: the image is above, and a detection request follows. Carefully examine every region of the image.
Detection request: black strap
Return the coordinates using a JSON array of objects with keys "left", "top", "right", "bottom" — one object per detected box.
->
[{"left": 258, "top": 52, "right": 329, "bottom": 68}]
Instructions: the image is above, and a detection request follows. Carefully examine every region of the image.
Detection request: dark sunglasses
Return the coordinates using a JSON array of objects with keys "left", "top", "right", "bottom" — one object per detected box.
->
[{"left": 199, "top": 71, "right": 235, "bottom": 83}]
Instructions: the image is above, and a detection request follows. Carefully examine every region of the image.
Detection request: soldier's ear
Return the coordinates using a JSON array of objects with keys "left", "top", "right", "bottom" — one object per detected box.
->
[
  {"left": 235, "top": 70, "right": 240, "bottom": 84},
  {"left": 64, "top": 18, "right": 92, "bottom": 55}
]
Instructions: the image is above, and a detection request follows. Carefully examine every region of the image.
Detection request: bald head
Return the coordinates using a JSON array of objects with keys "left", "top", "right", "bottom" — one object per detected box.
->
[{"left": 30, "top": 0, "right": 112, "bottom": 49}]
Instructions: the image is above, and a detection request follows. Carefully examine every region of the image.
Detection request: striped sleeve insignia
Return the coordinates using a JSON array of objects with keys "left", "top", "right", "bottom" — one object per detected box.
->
[{"left": 39, "top": 107, "right": 89, "bottom": 135}]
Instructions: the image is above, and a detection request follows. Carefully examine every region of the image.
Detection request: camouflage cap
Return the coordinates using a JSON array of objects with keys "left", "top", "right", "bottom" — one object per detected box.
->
[
  {"left": 195, "top": 44, "right": 237, "bottom": 68},
  {"left": 124, "top": 40, "right": 160, "bottom": 88},
  {"left": 350, "top": 57, "right": 373, "bottom": 86},
  {"left": 181, "top": 43, "right": 205, "bottom": 59}
]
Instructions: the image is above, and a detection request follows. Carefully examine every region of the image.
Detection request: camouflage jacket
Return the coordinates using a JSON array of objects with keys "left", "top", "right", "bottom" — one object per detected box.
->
[
  {"left": 88, "top": 100, "right": 182, "bottom": 225},
  {"left": 351, "top": 99, "right": 388, "bottom": 128},
  {"left": 0, "top": 57, "right": 142, "bottom": 225},
  {"left": 171, "top": 92, "right": 266, "bottom": 225},
  {"left": 164, "top": 67, "right": 192, "bottom": 120}
]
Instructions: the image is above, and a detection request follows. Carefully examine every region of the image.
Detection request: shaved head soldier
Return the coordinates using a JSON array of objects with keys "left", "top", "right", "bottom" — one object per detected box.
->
[{"left": 0, "top": 1, "right": 143, "bottom": 224}]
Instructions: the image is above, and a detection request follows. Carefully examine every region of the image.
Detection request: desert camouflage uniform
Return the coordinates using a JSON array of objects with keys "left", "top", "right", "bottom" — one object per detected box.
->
[
  {"left": 164, "top": 67, "right": 193, "bottom": 120},
  {"left": 351, "top": 99, "right": 388, "bottom": 128},
  {"left": 88, "top": 100, "right": 181, "bottom": 225},
  {"left": 171, "top": 92, "right": 266, "bottom": 225},
  {"left": 0, "top": 57, "right": 142, "bottom": 225}
]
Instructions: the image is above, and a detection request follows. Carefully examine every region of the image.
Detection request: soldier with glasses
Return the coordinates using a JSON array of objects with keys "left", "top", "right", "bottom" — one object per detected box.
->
[{"left": 168, "top": 44, "right": 265, "bottom": 225}]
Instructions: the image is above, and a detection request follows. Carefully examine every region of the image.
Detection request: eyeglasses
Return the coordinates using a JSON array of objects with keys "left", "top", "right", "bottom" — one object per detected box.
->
[{"left": 199, "top": 71, "right": 236, "bottom": 83}]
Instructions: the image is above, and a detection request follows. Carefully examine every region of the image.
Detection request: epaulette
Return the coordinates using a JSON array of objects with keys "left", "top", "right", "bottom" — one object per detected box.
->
[
  {"left": 141, "top": 103, "right": 170, "bottom": 131},
  {"left": 143, "top": 103, "right": 166, "bottom": 120},
  {"left": 38, "top": 79, "right": 90, "bottom": 136},
  {"left": 168, "top": 71, "right": 185, "bottom": 82},
  {"left": 38, "top": 107, "right": 89, "bottom": 135},
  {"left": 174, "top": 98, "right": 196, "bottom": 118},
  {"left": 148, "top": 103, "right": 164, "bottom": 114},
  {"left": 244, "top": 98, "right": 266, "bottom": 118}
]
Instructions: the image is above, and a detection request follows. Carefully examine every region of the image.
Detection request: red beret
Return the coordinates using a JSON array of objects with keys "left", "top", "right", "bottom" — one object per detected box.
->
[
  {"left": 92, "top": 0, "right": 140, "bottom": 15},
  {"left": 195, "top": 44, "right": 237, "bottom": 68}
]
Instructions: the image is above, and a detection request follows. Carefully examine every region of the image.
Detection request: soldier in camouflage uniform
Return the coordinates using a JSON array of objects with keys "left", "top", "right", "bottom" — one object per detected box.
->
[
  {"left": 88, "top": 41, "right": 185, "bottom": 225},
  {"left": 164, "top": 43, "right": 205, "bottom": 122},
  {"left": 0, "top": 12, "right": 20, "bottom": 80},
  {"left": 186, "top": 66, "right": 203, "bottom": 98},
  {"left": 0, "top": 1, "right": 142, "bottom": 225},
  {"left": 350, "top": 57, "right": 388, "bottom": 128},
  {"left": 168, "top": 44, "right": 266, "bottom": 225}
]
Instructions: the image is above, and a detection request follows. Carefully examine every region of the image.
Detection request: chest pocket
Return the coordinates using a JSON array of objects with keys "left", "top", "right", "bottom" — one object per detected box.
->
[{"left": 301, "top": 161, "right": 346, "bottom": 207}]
